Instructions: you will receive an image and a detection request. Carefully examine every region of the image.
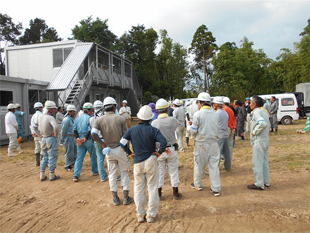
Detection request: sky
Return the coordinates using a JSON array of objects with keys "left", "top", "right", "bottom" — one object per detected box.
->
[{"left": 2, "top": 0, "right": 310, "bottom": 60}]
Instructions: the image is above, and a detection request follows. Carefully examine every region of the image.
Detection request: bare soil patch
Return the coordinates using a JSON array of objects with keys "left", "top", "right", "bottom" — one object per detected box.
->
[{"left": 0, "top": 119, "right": 309, "bottom": 233}]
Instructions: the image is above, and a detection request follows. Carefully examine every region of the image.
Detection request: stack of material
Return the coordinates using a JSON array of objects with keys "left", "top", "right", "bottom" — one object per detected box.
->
[
  {"left": 296, "top": 116, "right": 310, "bottom": 134},
  {"left": 305, "top": 116, "right": 310, "bottom": 132}
]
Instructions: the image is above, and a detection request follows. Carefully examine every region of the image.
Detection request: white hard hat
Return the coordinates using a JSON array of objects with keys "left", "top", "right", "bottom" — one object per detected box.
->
[
  {"left": 137, "top": 105, "right": 154, "bottom": 121},
  {"left": 103, "top": 97, "right": 117, "bottom": 107},
  {"left": 66, "top": 104, "right": 76, "bottom": 111},
  {"left": 45, "top": 100, "right": 57, "bottom": 109},
  {"left": 122, "top": 100, "right": 128, "bottom": 104},
  {"left": 156, "top": 98, "right": 169, "bottom": 110},
  {"left": 83, "top": 102, "right": 93, "bottom": 109},
  {"left": 197, "top": 92, "right": 211, "bottom": 102},
  {"left": 223, "top": 97, "right": 230, "bottom": 104},
  {"left": 93, "top": 100, "right": 103, "bottom": 108},
  {"left": 213, "top": 96, "right": 224, "bottom": 104},
  {"left": 7, "top": 103, "right": 16, "bottom": 110},
  {"left": 34, "top": 102, "right": 43, "bottom": 108},
  {"left": 15, "top": 103, "right": 21, "bottom": 108},
  {"left": 174, "top": 99, "right": 181, "bottom": 106}
]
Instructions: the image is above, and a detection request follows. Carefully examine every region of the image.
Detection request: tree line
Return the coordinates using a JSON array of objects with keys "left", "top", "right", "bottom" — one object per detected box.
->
[{"left": 1, "top": 14, "right": 309, "bottom": 103}]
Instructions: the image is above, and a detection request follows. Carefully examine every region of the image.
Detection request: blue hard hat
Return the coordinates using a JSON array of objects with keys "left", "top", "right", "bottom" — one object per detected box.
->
[{"left": 246, "top": 97, "right": 250, "bottom": 100}]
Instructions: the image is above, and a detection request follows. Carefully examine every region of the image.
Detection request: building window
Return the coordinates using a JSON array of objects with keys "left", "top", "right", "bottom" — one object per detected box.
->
[
  {"left": 53, "top": 47, "right": 73, "bottom": 68},
  {"left": 28, "top": 90, "right": 47, "bottom": 114},
  {"left": 0, "top": 90, "right": 13, "bottom": 106}
]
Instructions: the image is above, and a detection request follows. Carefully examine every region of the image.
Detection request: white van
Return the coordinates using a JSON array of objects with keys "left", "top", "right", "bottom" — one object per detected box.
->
[{"left": 259, "top": 93, "right": 299, "bottom": 125}]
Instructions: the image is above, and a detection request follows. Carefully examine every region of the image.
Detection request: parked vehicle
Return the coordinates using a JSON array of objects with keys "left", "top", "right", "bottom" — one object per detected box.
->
[
  {"left": 259, "top": 93, "right": 299, "bottom": 125},
  {"left": 295, "top": 83, "right": 310, "bottom": 117}
]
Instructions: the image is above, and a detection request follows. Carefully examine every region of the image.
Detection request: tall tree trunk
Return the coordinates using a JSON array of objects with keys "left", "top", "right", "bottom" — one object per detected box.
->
[{"left": 203, "top": 49, "right": 207, "bottom": 92}]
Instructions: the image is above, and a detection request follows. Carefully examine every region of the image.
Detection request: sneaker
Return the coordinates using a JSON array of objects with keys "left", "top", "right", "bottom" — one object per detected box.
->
[
  {"left": 92, "top": 173, "right": 99, "bottom": 176},
  {"left": 40, "top": 176, "right": 47, "bottom": 181},
  {"left": 247, "top": 184, "right": 264, "bottom": 190},
  {"left": 59, "top": 144, "right": 64, "bottom": 147},
  {"left": 137, "top": 215, "right": 146, "bottom": 223},
  {"left": 264, "top": 183, "right": 271, "bottom": 187},
  {"left": 101, "top": 178, "right": 108, "bottom": 182},
  {"left": 73, "top": 176, "right": 79, "bottom": 182},
  {"left": 65, "top": 167, "right": 71, "bottom": 172},
  {"left": 19, "top": 150, "right": 23, "bottom": 154},
  {"left": 191, "top": 182, "right": 202, "bottom": 191},
  {"left": 210, "top": 188, "right": 220, "bottom": 197},
  {"left": 146, "top": 216, "right": 156, "bottom": 223},
  {"left": 8, "top": 153, "right": 18, "bottom": 157}
]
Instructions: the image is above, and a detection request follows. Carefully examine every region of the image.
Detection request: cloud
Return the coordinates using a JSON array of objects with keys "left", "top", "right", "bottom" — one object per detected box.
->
[{"left": 1, "top": 0, "right": 309, "bottom": 59}]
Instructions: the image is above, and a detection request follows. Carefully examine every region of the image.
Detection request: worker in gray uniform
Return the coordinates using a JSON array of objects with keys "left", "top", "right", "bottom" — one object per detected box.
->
[
  {"left": 188, "top": 92, "right": 221, "bottom": 196},
  {"left": 247, "top": 96, "right": 270, "bottom": 190},
  {"left": 173, "top": 99, "right": 185, "bottom": 152},
  {"left": 34, "top": 100, "right": 60, "bottom": 181},
  {"left": 91, "top": 97, "right": 133, "bottom": 206},
  {"left": 30, "top": 102, "right": 44, "bottom": 166},
  {"left": 269, "top": 96, "right": 278, "bottom": 133},
  {"left": 151, "top": 98, "right": 182, "bottom": 200},
  {"left": 213, "top": 97, "right": 231, "bottom": 171}
]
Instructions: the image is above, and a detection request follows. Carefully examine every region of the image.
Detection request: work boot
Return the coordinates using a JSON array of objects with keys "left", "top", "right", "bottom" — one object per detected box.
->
[
  {"left": 270, "top": 128, "right": 274, "bottom": 132},
  {"left": 49, "top": 172, "right": 60, "bottom": 181},
  {"left": 275, "top": 128, "right": 278, "bottom": 133},
  {"left": 173, "top": 187, "right": 182, "bottom": 200},
  {"left": 35, "top": 153, "right": 41, "bottom": 166},
  {"left": 186, "top": 137, "right": 189, "bottom": 147},
  {"left": 158, "top": 187, "right": 162, "bottom": 199},
  {"left": 123, "top": 190, "right": 134, "bottom": 205},
  {"left": 40, "top": 171, "right": 47, "bottom": 181},
  {"left": 112, "top": 191, "right": 120, "bottom": 206}
]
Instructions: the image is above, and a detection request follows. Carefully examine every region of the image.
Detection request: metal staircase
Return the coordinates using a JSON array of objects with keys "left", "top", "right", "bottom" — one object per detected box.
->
[{"left": 58, "top": 62, "right": 95, "bottom": 111}]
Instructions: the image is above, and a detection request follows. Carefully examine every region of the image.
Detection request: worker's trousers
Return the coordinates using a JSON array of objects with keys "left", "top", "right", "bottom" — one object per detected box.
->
[
  {"left": 73, "top": 139, "right": 98, "bottom": 178},
  {"left": 270, "top": 114, "right": 278, "bottom": 129},
  {"left": 106, "top": 146, "right": 130, "bottom": 192},
  {"left": 134, "top": 155, "right": 159, "bottom": 219},
  {"left": 7, "top": 133, "right": 21, "bottom": 152},
  {"left": 176, "top": 125, "right": 184, "bottom": 150},
  {"left": 64, "top": 136, "right": 77, "bottom": 169},
  {"left": 193, "top": 141, "right": 221, "bottom": 192},
  {"left": 40, "top": 137, "right": 59, "bottom": 172},
  {"left": 157, "top": 146, "right": 180, "bottom": 188},
  {"left": 218, "top": 137, "right": 231, "bottom": 171},
  {"left": 34, "top": 136, "right": 42, "bottom": 154},
  {"left": 94, "top": 140, "right": 108, "bottom": 181},
  {"left": 228, "top": 128, "right": 234, "bottom": 164},
  {"left": 252, "top": 140, "right": 270, "bottom": 188},
  {"left": 18, "top": 125, "right": 26, "bottom": 141},
  {"left": 57, "top": 124, "right": 62, "bottom": 144}
]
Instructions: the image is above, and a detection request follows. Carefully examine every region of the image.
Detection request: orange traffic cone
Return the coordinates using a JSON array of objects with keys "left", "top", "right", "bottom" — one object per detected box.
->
[{"left": 17, "top": 136, "right": 23, "bottom": 143}]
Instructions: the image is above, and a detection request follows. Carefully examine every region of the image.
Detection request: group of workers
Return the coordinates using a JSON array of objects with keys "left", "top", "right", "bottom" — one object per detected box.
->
[{"left": 4, "top": 92, "right": 272, "bottom": 223}]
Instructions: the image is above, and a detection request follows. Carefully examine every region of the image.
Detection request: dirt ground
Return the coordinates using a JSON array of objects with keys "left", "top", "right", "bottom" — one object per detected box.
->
[{"left": 0, "top": 119, "right": 309, "bottom": 233}]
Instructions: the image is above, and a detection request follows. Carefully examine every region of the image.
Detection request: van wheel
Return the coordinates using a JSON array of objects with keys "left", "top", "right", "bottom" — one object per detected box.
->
[{"left": 281, "top": 116, "right": 292, "bottom": 125}]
